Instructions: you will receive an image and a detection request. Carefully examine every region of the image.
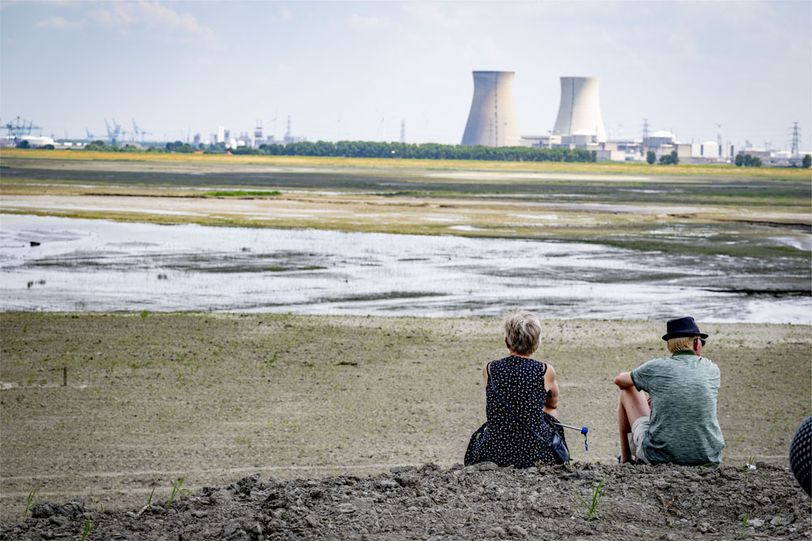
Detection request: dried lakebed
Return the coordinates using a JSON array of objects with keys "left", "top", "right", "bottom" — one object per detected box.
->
[
  {"left": 1, "top": 215, "right": 809, "bottom": 322},
  {"left": 1, "top": 314, "right": 809, "bottom": 518}
]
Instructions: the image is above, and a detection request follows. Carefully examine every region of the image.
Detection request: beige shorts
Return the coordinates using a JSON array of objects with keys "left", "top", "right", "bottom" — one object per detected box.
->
[{"left": 631, "top": 416, "right": 651, "bottom": 464}]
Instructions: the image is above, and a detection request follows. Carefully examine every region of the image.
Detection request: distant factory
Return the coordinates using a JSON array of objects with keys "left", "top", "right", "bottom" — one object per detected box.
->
[
  {"left": 460, "top": 70, "right": 776, "bottom": 164},
  {"left": 2, "top": 78, "right": 808, "bottom": 165}
]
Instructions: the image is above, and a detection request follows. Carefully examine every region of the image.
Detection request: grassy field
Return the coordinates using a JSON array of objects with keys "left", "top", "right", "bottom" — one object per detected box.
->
[
  {"left": 2, "top": 150, "right": 810, "bottom": 262},
  {"left": 3, "top": 147, "right": 812, "bottom": 180}
]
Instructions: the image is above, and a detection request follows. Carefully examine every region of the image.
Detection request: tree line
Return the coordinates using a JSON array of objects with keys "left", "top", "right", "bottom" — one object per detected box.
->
[
  {"left": 251, "top": 141, "right": 597, "bottom": 162},
  {"left": 70, "top": 139, "right": 597, "bottom": 162}
]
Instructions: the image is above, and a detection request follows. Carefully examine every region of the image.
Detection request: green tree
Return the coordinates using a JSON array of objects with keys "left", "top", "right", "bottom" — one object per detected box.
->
[
  {"left": 735, "top": 154, "right": 744, "bottom": 167},
  {"left": 670, "top": 150, "right": 679, "bottom": 165},
  {"left": 85, "top": 140, "right": 109, "bottom": 151},
  {"left": 646, "top": 150, "right": 656, "bottom": 164},
  {"left": 802, "top": 154, "right": 811, "bottom": 168},
  {"left": 15, "top": 140, "right": 30, "bottom": 149}
]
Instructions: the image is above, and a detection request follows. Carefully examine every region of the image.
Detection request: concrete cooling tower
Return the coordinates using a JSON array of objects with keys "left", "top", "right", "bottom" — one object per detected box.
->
[
  {"left": 461, "top": 71, "right": 521, "bottom": 147},
  {"left": 552, "top": 76, "right": 607, "bottom": 143}
]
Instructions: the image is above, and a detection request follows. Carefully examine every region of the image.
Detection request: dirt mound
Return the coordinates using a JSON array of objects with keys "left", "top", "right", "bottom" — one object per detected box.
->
[{"left": 2, "top": 462, "right": 809, "bottom": 541}]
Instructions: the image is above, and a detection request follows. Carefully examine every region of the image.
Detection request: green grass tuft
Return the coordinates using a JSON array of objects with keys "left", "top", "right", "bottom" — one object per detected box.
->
[
  {"left": 203, "top": 190, "right": 282, "bottom": 198},
  {"left": 586, "top": 478, "right": 605, "bottom": 521}
]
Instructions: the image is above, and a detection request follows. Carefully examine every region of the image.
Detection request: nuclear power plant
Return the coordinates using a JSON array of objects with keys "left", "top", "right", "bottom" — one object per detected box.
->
[
  {"left": 552, "top": 76, "right": 607, "bottom": 143},
  {"left": 461, "top": 71, "right": 521, "bottom": 147}
]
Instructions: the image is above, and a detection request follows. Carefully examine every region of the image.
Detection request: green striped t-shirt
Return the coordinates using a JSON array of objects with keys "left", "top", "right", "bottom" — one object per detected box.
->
[{"left": 631, "top": 351, "right": 725, "bottom": 465}]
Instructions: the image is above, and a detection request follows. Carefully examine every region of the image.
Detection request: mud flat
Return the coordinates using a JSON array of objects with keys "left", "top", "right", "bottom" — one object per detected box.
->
[
  {"left": 1, "top": 314, "right": 809, "bottom": 526},
  {"left": 2, "top": 215, "right": 809, "bottom": 321}
]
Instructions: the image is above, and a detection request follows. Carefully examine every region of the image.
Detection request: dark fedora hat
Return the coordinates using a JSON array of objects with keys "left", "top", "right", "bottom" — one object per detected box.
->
[{"left": 662, "top": 316, "right": 709, "bottom": 341}]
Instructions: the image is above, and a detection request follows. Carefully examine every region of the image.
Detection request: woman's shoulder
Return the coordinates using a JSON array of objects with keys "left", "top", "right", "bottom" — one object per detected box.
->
[{"left": 493, "top": 356, "right": 548, "bottom": 371}]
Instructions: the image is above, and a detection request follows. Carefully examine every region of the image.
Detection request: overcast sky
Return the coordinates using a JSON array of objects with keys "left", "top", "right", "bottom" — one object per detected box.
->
[{"left": 1, "top": 0, "right": 810, "bottom": 149}]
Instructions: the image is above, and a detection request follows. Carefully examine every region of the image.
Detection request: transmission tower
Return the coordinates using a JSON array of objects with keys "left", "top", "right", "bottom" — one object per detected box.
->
[
  {"left": 790, "top": 122, "right": 801, "bottom": 157},
  {"left": 253, "top": 119, "right": 263, "bottom": 147},
  {"left": 400, "top": 119, "right": 406, "bottom": 144},
  {"left": 716, "top": 124, "right": 723, "bottom": 158}
]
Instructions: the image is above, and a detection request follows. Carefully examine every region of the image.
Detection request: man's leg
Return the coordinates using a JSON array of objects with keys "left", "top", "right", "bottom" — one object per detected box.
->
[{"left": 618, "top": 387, "right": 650, "bottom": 463}]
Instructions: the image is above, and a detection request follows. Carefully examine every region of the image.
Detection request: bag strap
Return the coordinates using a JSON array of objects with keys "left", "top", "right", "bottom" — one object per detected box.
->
[{"left": 487, "top": 363, "right": 552, "bottom": 445}]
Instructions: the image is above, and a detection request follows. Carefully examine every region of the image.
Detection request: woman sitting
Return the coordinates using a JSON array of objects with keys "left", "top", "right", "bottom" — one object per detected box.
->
[{"left": 464, "top": 310, "right": 564, "bottom": 468}]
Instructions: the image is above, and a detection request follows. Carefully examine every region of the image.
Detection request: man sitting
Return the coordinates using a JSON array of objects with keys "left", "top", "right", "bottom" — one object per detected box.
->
[{"left": 614, "top": 316, "right": 725, "bottom": 465}]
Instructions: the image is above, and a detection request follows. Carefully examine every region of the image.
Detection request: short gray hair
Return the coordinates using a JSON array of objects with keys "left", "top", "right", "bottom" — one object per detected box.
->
[{"left": 503, "top": 310, "right": 541, "bottom": 355}]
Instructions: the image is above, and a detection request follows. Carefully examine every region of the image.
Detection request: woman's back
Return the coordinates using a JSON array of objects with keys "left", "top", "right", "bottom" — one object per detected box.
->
[
  {"left": 464, "top": 310, "right": 562, "bottom": 469},
  {"left": 479, "top": 355, "right": 558, "bottom": 467}
]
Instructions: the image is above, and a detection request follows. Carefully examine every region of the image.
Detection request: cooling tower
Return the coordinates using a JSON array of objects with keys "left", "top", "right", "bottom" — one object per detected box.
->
[
  {"left": 552, "top": 76, "right": 607, "bottom": 143},
  {"left": 461, "top": 71, "right": 521, "bottom": 147}
]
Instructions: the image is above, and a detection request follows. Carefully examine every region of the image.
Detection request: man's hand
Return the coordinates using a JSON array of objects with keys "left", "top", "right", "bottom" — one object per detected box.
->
[{"left": 614, "top": 371, "right": 634, "bottom": 389}]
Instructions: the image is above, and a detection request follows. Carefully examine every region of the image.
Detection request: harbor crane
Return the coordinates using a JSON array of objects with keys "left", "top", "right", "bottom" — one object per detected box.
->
[
  {"left": 131, "top": 119, "right": 151, "bottom": 142},
  {"left": 104, "top": 118, "right": 123, "bottom": 144},
  {"left": 3, "top": 116, "right": 41, "bottom": 143}
]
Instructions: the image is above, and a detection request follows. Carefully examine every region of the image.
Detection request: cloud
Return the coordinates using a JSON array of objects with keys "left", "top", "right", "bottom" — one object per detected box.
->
[
  {"left": 347, "top": 13, "right": 388, "bottom": 30},
  {"left": 402, "top": 3, "right": 459, "bottom": 28},
  {"left": 34, "top": 15, "right": 85, "bottom": 29},
  {"left": 275, "top": 7, "right": 292, "bottom": 21},
  {"left": 78, "top": 0, "right": 217, "bottom": 44}
]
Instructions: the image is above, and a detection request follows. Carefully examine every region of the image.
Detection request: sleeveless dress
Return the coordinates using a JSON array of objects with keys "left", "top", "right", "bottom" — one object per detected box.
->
[{"left": 465, "top": 355, "right": 560, "bottom": 468}]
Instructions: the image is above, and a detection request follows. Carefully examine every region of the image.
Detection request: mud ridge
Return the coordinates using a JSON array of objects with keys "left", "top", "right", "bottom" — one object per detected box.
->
[{"left": 2, "top": 462, "right": 810, "bottom": 541}]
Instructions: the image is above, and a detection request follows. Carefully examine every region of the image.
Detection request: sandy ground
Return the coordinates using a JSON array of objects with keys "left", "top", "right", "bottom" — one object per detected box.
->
[{"left": 1, "top": 313, "right": 809, "bottom": 524}]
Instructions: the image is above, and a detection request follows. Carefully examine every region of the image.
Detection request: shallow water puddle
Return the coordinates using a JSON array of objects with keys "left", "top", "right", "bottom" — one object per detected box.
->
[{"left": 0, "top": 214, "right": 808, "bottom": 322}]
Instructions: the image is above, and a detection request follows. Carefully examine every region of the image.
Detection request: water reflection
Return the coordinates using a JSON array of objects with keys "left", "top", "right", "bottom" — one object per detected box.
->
[{"left": 0, "top": 215, "right": 809, "bottom": 323}]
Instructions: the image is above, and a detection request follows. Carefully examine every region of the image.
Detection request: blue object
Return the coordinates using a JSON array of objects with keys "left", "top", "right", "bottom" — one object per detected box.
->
[{"left": 552, "top": 420, "right": 589, "bottom": 452}]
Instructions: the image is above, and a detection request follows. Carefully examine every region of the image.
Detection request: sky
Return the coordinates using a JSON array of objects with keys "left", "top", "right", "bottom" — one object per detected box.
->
[{"left": 1, "top": 0, "right": 811, "bottom": 149}]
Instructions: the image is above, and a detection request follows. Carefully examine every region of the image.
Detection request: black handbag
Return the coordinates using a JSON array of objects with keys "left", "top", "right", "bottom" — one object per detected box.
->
[
  {"left": 487, "top": 363, "right": 569, "bottom": 464},
  {"left": 464, "top": 422, "right": 489, "bottom": 466},
  {"left": 543, "top": 412, "right": 571, "bottom": 464}
]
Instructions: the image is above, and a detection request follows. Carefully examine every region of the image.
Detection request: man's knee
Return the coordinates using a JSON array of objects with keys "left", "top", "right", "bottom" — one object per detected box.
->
[{"left": 619, "top": 387, "right": 649, "bottom": 421}]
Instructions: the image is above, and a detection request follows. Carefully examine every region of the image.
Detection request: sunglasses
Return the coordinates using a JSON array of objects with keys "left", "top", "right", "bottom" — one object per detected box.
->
[{"left": 694, "top": 337, "right": 707, "bottom": 346}]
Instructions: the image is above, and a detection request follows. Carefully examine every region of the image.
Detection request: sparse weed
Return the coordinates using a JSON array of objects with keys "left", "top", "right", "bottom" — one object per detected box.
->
[
  {"left": 139, "top": 310, "right": 150, "bottom": 319},
  {"left": 265, "top": 351, "right": 279, "bottom": 368},
  {"left": 86, "top": 493, "right": 103, "bottom": 513},
  {"left": 741, "top": 513, "right": 750, "bottom": 528},
  {"left": 23, "top": 488, "right": 38, "bottom": 518},
  {"left": 586, "top": 478, "right": 605, "bottom": 521},
  {"left": 236, "top": 436, "right": 253, "bottom": 448},
  {"left": 81, "top": 518, "right": 92, "bottom": 541},
  {"left": 166, "top": 477, "right": 189, "bottom": 506},
  {"left": 146, "top": 487, "right": 155, "bottom": 506}
]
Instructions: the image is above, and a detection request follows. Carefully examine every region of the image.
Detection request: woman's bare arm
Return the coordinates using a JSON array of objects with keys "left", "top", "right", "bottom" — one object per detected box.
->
[{"left": 543, "top": 363, "right": 559, "bottom": 415}]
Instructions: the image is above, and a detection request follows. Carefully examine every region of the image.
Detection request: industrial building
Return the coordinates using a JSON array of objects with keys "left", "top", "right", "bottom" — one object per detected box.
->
[
  {"left": 461, "top": 70, "right": 753, "bottom": 163},
  {"left": 461, "top": 71, "right": 521, "bottom": 147},
  {"left": 552, "top": 76, "right": 607, "bottom": 143}
]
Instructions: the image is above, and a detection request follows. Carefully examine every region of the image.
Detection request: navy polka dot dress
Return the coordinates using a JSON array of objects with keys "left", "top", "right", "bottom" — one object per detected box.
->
[{"left": 468, "top": 355, "right": 559, "bottom": 468}]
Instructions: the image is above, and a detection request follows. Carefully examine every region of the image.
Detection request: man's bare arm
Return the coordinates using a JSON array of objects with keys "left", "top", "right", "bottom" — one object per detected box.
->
[{"left": 614, "top": 371, "right": 635, "bottom": 389}]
